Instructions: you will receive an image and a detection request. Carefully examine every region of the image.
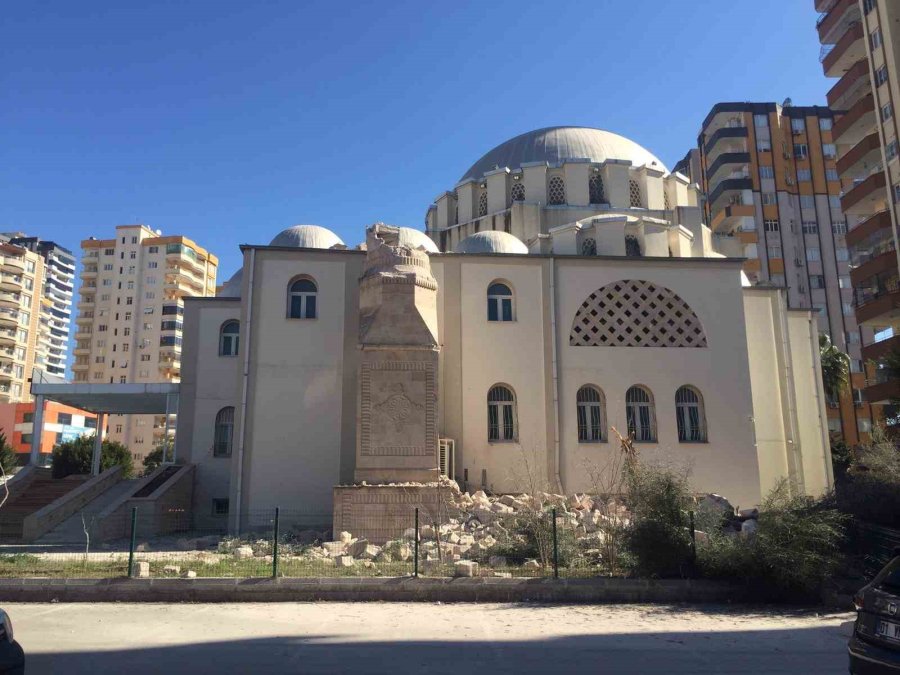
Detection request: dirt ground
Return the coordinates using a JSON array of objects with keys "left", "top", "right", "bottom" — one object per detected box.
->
[{"left": 9, "top": 601, "right": 855, "bottom": 674}]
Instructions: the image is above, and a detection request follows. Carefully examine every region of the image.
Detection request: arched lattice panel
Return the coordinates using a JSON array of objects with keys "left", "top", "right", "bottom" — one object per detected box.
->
[{"left": 570, "top": 280, "right": 708, "bottom": 348}]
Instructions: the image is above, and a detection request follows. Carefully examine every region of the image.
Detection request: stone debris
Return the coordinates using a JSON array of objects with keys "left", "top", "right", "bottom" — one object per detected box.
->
[
  {"left": 334, "top": 555, "right": 355, "bottom": 568},
  {"left": 454, "top": 560, "right": 478, "bottom": 577},
  {"left": 135, "top": 561, "right": 150, "bottom": 578},
  {"left": 233, "top": 546, "right": 254, "bottom": 560},
  {"left": 183, "top": 570, "right": 197, "bottom": 579},
  {"left": 162, "top": 565, "right": 181, "bottom": 575}
]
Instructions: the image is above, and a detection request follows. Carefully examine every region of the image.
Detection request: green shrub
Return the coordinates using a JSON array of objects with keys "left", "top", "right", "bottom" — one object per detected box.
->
[
  {"left": 0, "top": 431, "right": 17, "bottom": 475},
  {"left": 698, "top": 479, "right": 846, "bottom": 600},
  {"left": 835, "top": 425, "right": 900, "bottom": 527},
  {"left": 623, "top": 463, "right": 694, "bottom": 578},
  {"left": 51, "top": 435, "right": 134, "bottom": 478},
  {"left": 488, "top": 511, "right": 580, "bottom": 568}
]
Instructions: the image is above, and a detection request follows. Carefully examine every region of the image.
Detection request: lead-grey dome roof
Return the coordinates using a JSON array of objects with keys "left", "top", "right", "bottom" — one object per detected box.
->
[
  {"left": 218, "top": 269, "right": 243, "bottom": 298},
  {"left": 269, "top": 224, "right": 344, "bottom": 249},
  {"left": 460, "top": 126, "right": 666, "bottom": 182},
  {"left": 456, "top": 231, "right": 529, "bottom": 255}
]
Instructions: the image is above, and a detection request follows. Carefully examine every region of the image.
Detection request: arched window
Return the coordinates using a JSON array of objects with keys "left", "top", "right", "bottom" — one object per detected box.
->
[
  {"left": 478, "top": 191, "right": 488, "bottom": 217},
  {"left": 288, "top": 277, "right": 317, "bottom": 319},
  {"left": 488, "top": 385, "right": 517, "bottom": 441},
  {"left": 629, "top": 179, "right": 642, "bottom": 208},
  {"left": 548, "top": 176, "right": 566, "bottom": 205},
  {"left": 581, "top": 238, "right": 597, "bottom": 256},
  {"left": 626, "top": 386, "right": 656, "bottom": 442},
  {"left": 487, "top": 282, "right": 514, "bottom": 322},
  {"left": 589, "top": 173, "right": 606, "bottom": 204},
  {"left": 511, "top": 182, "right": 525, "bottom": 202},
  {"left": 676, "top": 386, "right": 707, "bottom": 442},
  {"left": 577, "top": 386, "right": 605, "bottom": 442},
  {"left": 213, "top": 406, "right": 235, "bottom": 457},
  {"left": 219, "top": 320, "right": 239, "bottom": 356}
]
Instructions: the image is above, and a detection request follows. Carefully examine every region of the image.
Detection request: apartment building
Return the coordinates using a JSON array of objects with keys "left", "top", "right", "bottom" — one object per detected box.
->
[
  {"left": 0, "top": 234, "right": 75, "bottom": 378},
  {"left": 816, "top": 0, "right": 900, "bottom": 425},
  {"left": 696, "top": 102, "right": 874, "bottom": 445},
  {"left": 73, "top": 225, "right": 218, "bottom": 459},
  {"left": 0, "top": 401, "right": 96, "bottom": 465}
]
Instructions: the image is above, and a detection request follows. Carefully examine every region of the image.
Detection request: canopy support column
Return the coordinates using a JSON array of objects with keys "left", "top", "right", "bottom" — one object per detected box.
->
[
  {"left": 29, "top": 395, "right": 45, "bottom": 466},
  {"left": 91, "top": 412, "right": 106, "bottom": 476}
]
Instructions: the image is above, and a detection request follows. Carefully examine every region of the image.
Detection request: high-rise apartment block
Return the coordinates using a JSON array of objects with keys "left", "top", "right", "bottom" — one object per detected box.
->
[
  {"left": 695, "top": 102, "right": 874, "bottom": 445},
  {"left": 816, "top": 0, "right": 900, "bottom": 425},
  {"left": 73, "top": 225, "right": 218, "bottom": 458}
]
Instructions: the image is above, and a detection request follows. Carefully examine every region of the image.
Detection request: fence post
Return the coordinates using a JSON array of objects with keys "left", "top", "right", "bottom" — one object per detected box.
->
[
  {"left": 552, "top": 507, "right": 559, "bottom": 579},
  {"left": 414, "top": 507, "right": 419, "bottom": 578},
  {"left": 689, "top": 510, "right": 697, "bottom": 563},
  {"left": 272, "top": 507, "right": 280, "bottom": 579},
  {"left": 127, "top": 507, "right": 137, "bottom": 578}
]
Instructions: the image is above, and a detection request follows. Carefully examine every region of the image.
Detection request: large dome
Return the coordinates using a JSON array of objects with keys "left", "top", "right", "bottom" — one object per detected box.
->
[
  {"left": 456, "top": 231, "right": 529, "bottom": 255},
  {"left": 269, "top": 224, "right": 344, "bottom": 249},
  {"left": 396, "top": 227, "right": 439, "bottom": 253},
  {"left": 460, "top": 126, "right": 666, "bottom": 182}
]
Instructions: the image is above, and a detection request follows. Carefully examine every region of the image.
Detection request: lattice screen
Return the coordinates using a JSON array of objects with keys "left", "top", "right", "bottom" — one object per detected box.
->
[
  {"left": 478, "top": 191, "right": 488, "bottom": 216},
  {"left": 589, "top": 173, "right": 605, "bottom": 204},
  {"left": 629, "top": 180, "right": 642, "bottom": 208},
  {"left": 548, "top": 176, "right": 566, "bottom": 205},
  {"left": 569, "top": 280, "right": 708, "bottom": 348},
  {"left": 511, "top": 182, "right": 525, "bottom": 202}
]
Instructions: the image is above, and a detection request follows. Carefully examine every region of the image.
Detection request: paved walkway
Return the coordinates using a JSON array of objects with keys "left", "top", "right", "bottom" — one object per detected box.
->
[{"left": 9, "top": 602, "right": 854, "bottom": 674}]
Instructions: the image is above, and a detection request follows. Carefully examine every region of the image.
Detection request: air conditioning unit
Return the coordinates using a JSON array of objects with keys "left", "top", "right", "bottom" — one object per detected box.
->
[{"left": 438, "top": 438, "right": 455, "bottom": 478}]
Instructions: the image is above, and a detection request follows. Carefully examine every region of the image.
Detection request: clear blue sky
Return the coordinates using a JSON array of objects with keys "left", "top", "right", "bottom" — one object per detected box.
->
[{"left": 3, "top": 0, "right": 830, "bottom": 279}]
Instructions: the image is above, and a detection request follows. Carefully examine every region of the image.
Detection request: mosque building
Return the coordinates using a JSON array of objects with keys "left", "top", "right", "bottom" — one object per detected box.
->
[{"left": 175, "top": 126, "right": 833, "bottom": 530}]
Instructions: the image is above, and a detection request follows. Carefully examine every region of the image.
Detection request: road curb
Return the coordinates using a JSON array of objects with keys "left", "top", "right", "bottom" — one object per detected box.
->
[{"left": 0, "top": 577, "right": 752, "bottom": 603}]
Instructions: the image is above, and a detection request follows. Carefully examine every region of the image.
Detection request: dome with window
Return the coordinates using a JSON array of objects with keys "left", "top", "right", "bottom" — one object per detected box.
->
[
  {"left": 269, "top": 224, "right": 345, "bottom": 249},
  {"left": 460, "top": 126, "right": 667, "bottom": 182},
  {"left": 455, "top": 231, "right": 528, "bottom": 255}
]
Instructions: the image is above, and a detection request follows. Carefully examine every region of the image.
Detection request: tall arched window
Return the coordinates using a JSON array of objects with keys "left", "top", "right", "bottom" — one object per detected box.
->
[
  {"left": 589, "top": 173, "right": 606, "bottom": 204},
  {"left": 676, "top": 386, "right": 707, "bottom": 442},
  {"left": 548, "top": 176, "right": 566, "bottom": 205},
  {"left": 487, "top": 282, "right": 514, "bottom": 322},
  {"left": 478, "top": 191, "right": 488, "bottom": 217},
  {"left": 219, "top": 320, "right": 239, "bottom": 356},
  {"left": 288, "top": 277, "right": 317, "bottom": 319},
  {"left": 511, "top": 182, "right": 525, "bottom": 202},
  {"left": 626, "top": 386, "right": 657, "bottom": 442},
  {"left": 577, "top": 386, "right": 605, "bottom": 442},
  {"left": 214, "top": 406, "right": 235, "bottom": 457},
  {"left": 629, "top": 179, "right": 642, "bottom": 208},
  {"left": 581, "top": 238, "right": 597, "bottom": 256},
  {"left": 488, "top": 385, "right": 517, "bottom": 441}
]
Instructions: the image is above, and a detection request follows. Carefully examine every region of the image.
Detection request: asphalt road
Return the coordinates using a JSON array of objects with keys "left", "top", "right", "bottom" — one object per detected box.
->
[{"left": 8, "top": 602, "right": 854, "bottom": 674}]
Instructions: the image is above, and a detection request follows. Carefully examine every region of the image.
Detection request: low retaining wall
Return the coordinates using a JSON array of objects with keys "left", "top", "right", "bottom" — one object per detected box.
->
[{"left": 0, "top": 577, "right": 751, "bottom": 604}]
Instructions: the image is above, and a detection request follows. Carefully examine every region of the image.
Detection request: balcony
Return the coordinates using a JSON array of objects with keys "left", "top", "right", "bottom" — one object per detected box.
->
[
  {"left": 841, "top": 171, "right": 887, "bottom": 215},
  {"left": 0, "top": 292, "right": 19, "bottom": 310},
  {"left": 834, "top": 94, "right": 875, "bottom": 148},
  {"left": 837, "top": 131, "right": 881, "bottom": 177},
  {"left": 855, "top": 284, "right": 900, "bottom": 325},
  {"left": 0, "top": 330, "right": 15, "bottom": 347},
  {"left": 710, "top": 204, "right": 755, "bottom": 233},
  {"left": 864, "top": 374, "right": 900, "bottom": 405},
  {"left": 822, "top": 21, "right": 865, "bottom": 77},
  {"left": 708, "top": 178, "right": 753, "bottom": 211},
  {"left": 0, "top": 257, "right": 25, "bottom": 274},
  {"left": 818, "top": 0, "right": 861, "bottom": 45},
  {"left": 863, "top": 333, "right": 900, "bottom": 364},
  {"left": 827, "top": 60, "right": 870, "bottom": 110},
  {"left": 80, "top": 266, "right": 97, "bottom": 279},
  {"left": 706, "top": 152, "right": 751, "bottom": 183},
  {"left": 80, "top": 285, "right": 97, "bottom": 295},
  {"left": 0, "top": 274, "right": 22, "bottom": 292},
  {"left": 851, "top": 249, "right": 898, "bottom": 288},
  {"left": 0, "top": 309, "right": 18, "bottom": 328},
  {"left": 847, "top": 209, "right": 892, "bottom": 247},
  {"left": 703, "top": 126, "right": 748, "bottom": 155}
]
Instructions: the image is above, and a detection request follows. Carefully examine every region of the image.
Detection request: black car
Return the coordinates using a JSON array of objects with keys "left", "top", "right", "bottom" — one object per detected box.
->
[
  {"left": 0, "top": 609, "right": 23, "bottom": 674},
  {"left": 850, "top": 551, "right": 900, "bottom": 674}
]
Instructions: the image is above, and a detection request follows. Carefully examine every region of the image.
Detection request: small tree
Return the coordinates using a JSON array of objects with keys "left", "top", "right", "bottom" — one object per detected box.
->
[
  {"left": 0, "top": 431, "right": 18, "bottom": 475},
  {"left": 142, "top": 439, "right": 174, "bottom": 476},
  {"left": 51, "top": 435, "right": 134, "bottom": 478},
  {"left": 819, "top": 334, "right": 850, "bottom": 406}
]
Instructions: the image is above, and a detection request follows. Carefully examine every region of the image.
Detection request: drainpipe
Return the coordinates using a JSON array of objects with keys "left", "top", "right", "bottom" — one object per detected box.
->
[
  {"left": 234, "top": 249, "right": 256, "bottom": 534},
  {"left": 548, "top": 258, "right": 562, "bottom": 492}
]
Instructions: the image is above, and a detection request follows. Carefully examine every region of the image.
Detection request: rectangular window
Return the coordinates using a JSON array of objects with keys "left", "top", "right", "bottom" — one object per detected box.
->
[
  {"left": 212, "top": 499, "right": 229, "bottom": 516},
  {"left": 764, "top": 219, "right": 779, "bottom": 232},
  {"left": 762, "top": 192, "right": 777, "bottom": 206},
  {"left": 843, "top": 302, "right": 854, "bottom": 316},
  {"left": 148, "top": 246, "right": 158, "bottom": 254},
  {"left": 104, "top": 248, "right": 114, "bottom": 256},
  {"left": 148, "top": 261, "right": 158, "bottom": 269},
  {"left": 839, "top": 275, "right": 851, "bottom": 289},
  {"left": 758, "top": 166, "right": 773, "bottom": 179},
  {"left": 847, "top": 330, "right": 860, "bottom": 344},
  {"left": 129, "top": 251, "right": 136, "bottom": 259},
  {"left": 829, "top": 195, "right": 842, "bottom": 209},
  {"left": 806, "top": 247, "right": 821, "bottom": 262},
  {"left": 864, "top": 0, "right": 876, "bottom": 14},
  {"left": 790, "top": 118, "right": 805, "bottom": 134},
  {"left": 822, "top": 143, "right": 836, "bottom": 159},
  {"left": 836, "top": 247, "right": 849, "bottom": 262},
  {"left": 887, "top": 140, "right": 899, "bottom": 161},
  {"left": 141, "top": 354, "right": 151, "bottom": 361},
  {"left": 794, "top": 144, "right": 808, "bottom": 159},
  {"left": 810, "top": 275, "right": 825, "bottom": 289},
  {"left": 797, "top": 168, "right": 811, "bottom": 182},
  {"left": 753, "top": 114, "right": 768, "bottom": 127},
  {"left": 895, "top": 184, "right": 900, "bottom": 204},
  {"left": 876, "top": 65, "right": 889, "bottom": 87},
  {"left": 102, "top": 279, "right": 112, "bottom": 286},
  {"left": 57, "top": 412, "right": 72, "bottom": 426},
  {"left": 871, "top": 27, "right": 883, "bottom": 51},
  {"left": 757, "top": 140, "right": 772, "bottom": 152},
  {"left": 21, "top": 433, "right": 32, "bottom": 445},
  {"left": 819, "top": 117, "right": 833, "bottom": 131},
  {"left": 767, "top": 244, "right": 782, "bottom": 260},
  {"left": 882, "top": 103, "right": 893, "bottom": 123},
  {"left": 802, "top": 221, "right": 818, "bottom": 234},
  {"left": 145, "top": 292, "right": 155, "bottom": 299},
  {"left": 124, "top": 327, "right": 131, "bottom": 336},
  {"left": 23, "top": 412, "right": 33, "bottom": 423},
  {"left": 825, "top": 168, "right": 839, "bottom": 181},
  {"left": 800, "top": 195, "right": 815, "bottom": 209}
]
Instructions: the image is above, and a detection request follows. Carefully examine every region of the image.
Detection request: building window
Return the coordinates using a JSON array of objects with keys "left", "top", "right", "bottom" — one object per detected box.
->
[
  {"left": 629, "top": 179, "right": 642, "bottom": 208},
  {"left": 219, "top": 320, "right": 239, "bottom": 356},
  {"left": 759, "top": 166, "right": 774, "bottom": 179},
  {"left": 864, "top": 0, "right": 877, "bottom": 14},
  {"left": 757, "top": 140, "right": 772, "bottom": 152},
  {"left": 802, "top": 221, "right": 819, "bottom": 235},
  {"left": 810, "top": 275, "right": 826, "bottom": 289},
  {"left": 57, "top": 413, "right": 72, "bottom": 426},
  {"left": 511, "top": 182, "right": 525, "bottom": 202},
  {"left": 675, "top": 386, "right": 707, "bottom": 442},
  {"left": 487, "top": 385, "right": 517, "bottom": 442},
  {"left": 882, "top": 103, "right": 894, "bottom": 123},
  {"left": 794, "top": 144, "right": 809, "bottom": 159},
  {"left": 478, "top": 191, "right": 488, "bottom": 217},
  {"left": 825, "top": 168, "right": 839, "bottom": 181},
  {"left": 287, "top": 277, "right": 317, "bottom": 319},
  {"left": 829, "top": 195, "right": 842, "bottom": 209},
  {"left": 487, "top": 282, "right": 514, "bottom": 322},
  {"left": 858, "top": 418, "right": 873, "bottom": 434},
  {"left": 839, "top": 275, "right": 851, "bottom": 289},
  {"left": 887, "top": 140, "right": 899, "bottom": 161},
  {"left": 626, "top": 386, "right": 656, "bottom": 442},
  {"left": 876, "top": 65, "right": 889, "bottom": 87},
  {"left": 576, "top": 386, "right": 605, "bottom": 442},
  {"left": 547, "top": 176, "right": 566, "bottom": 205},
  {"left": 791, "top": 118, "right": 805, "bottom": 135},
  {"left": 754, "top": 114, "right": 768, "bottom": 128},
  {"left": 767, "top": 244, "right": 782, "bottom": 260},
  {"left": 836, "top": 247, "right": 849, "bottom": 262},
  {"left": 588, "top": 173, "right": 605, "bottom": 204},
  {"left": 806, "top": 247, "right": 821, "bottom": 262},
  {"left": 764, "top": 219, "right": 779, "bottom": 232},
  {"left": 797, "top": 169, "right": 811, "bottom": 182},
  {"left": 213, "top": 407, "right": 235, "bottom": 457},
  {"left": 800, "top": 195, "right": 815, "bottom": 209},
  {"left": 581, "top": 238, "right": 597, "bottom": 256},
  {"left": 762, "top": 192, "right": 777, "bottom": 206},
  {"left": 871, "top": 27, "right": 883, "bottom": 51},
  {"left": 212, "top": 498, "right": 229, "bottom": 516},
  {"left": 819, "top": 117, "right": 833, "bottom": 131}
]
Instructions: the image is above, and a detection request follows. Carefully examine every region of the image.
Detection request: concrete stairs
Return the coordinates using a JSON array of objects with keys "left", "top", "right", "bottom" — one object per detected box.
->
[
  {"left": 36, "top": 478, "right": 140, "bottom": 545},
  {"left": 0, "top": 469, "right": 90, "bottom": 541}
]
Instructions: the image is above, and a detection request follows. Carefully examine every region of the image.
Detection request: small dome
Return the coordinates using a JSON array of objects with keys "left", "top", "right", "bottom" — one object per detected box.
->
[
  {"left": 456, "top": 231, "right": 529, "bottom": 255},
  {"left": 396, "top": 227, "right": 439, "bottom": 253},
  {"left": 218, "top": 269, "right": 243, "bottom": 298},
  {"left": 269, "top": 224, "right": 344, "bottom": 249}
]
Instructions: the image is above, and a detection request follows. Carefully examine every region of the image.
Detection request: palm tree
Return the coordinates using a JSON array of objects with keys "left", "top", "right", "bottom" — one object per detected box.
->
[{"left": 819, "top": 334, "right": 850, "bottom": 405}]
